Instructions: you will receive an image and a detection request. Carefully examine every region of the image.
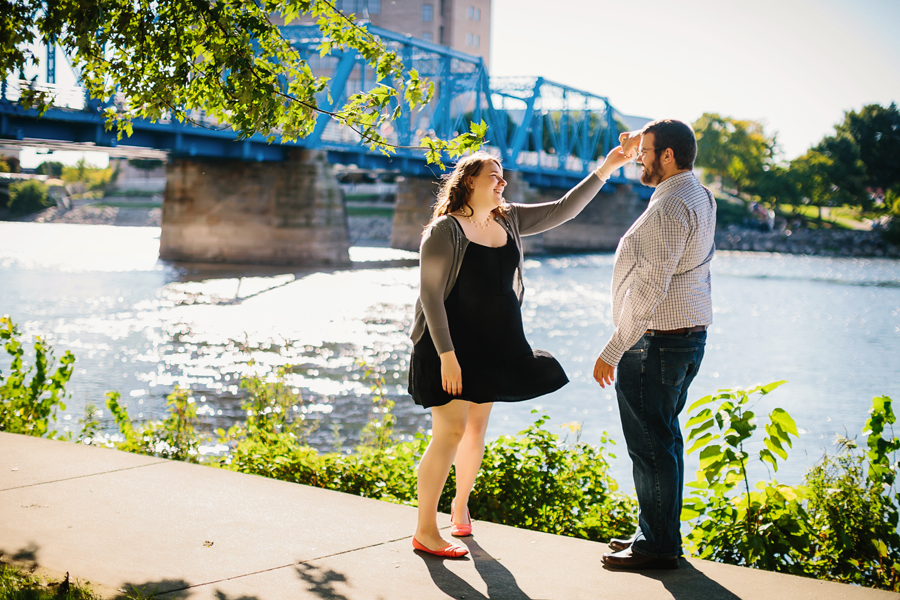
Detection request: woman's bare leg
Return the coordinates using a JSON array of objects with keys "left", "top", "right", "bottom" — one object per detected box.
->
[
  {"left": 415, "top": 400, "right": 469, "bottom": 550},
  {"left": 452, "top": 402, "right": 493, "bottom": 524}
]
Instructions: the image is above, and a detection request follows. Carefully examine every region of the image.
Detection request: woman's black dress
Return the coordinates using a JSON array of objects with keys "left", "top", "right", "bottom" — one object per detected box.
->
[{"left": 409, "top": 229, "right": 568, "bottom": 408}]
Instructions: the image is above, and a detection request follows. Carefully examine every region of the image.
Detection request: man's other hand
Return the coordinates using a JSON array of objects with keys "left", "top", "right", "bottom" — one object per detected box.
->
[{"left": 593, "top": 356, "right": 615, "bottom": 388}]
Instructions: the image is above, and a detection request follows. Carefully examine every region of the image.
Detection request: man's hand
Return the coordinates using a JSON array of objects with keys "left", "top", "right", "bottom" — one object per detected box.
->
[
  {"left": 618, "top": 130, "right": 641, "bottom": 160},
  {"left": 593, "top": 356, "right": 615, "bottom": 388},
  {"left": 440, "top": 351, "right": 462, "bottom": 396}
]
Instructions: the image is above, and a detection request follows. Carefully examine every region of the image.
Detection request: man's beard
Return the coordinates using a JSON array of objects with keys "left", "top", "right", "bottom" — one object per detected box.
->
[{"left": 640, "top": 154, "right": 664, "bottom": 186}]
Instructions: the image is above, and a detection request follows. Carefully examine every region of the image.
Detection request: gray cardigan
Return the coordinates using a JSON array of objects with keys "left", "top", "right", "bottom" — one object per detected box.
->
[{"left": 410, "top": 171, "right": 607, "bottom": 354}]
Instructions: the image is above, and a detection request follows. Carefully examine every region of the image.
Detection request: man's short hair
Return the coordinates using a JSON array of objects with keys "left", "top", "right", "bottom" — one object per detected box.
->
[{"left": 642, "top": 119, "right": 697, "bottom": 171}]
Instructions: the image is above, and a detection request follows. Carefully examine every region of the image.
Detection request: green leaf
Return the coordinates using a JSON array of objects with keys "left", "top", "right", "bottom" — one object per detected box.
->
[
  {"left": 764, "top": 436, "right": 787, "bottom": 460},
  {"left": 685, "top": 408, "right": 713, "bottom": 429},
  {"left": 769, "top": 408, "right": 798, "bottom": 437},
  {"left": 688, "top": 395, "right": 714, "bottom": 413},
  {"left": 759, "top": 449, "right": 778, "bottom": 471},
  {"left": 759, "top": 380, "right": 788, "bottom": 395},
  {"left": 686, "top": 432, "right": 714, "bottom": 455}
]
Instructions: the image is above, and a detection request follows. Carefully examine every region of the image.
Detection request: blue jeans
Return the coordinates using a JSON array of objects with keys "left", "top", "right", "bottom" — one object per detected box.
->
[{"left": 615, "top": 330, "right": 706, "bottom": 558}]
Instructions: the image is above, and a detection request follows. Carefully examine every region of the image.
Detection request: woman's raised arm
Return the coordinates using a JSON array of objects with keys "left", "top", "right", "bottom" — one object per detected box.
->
[{"left": 515, "top": 145, "right": 633, "bottom": 236}]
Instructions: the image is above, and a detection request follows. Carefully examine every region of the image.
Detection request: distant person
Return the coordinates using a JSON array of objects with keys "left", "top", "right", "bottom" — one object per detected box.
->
[
  {"left": 593, "top": 120, "right": 716, "bottom": 570},
  {"left": 409, "top": 148, "right": 631, "bottom": 557}
]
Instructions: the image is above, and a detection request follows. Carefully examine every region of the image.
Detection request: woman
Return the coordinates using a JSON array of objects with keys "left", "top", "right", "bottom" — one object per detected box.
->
[{"left": 409, "top": 147, "right": 630, "bottom": 557}]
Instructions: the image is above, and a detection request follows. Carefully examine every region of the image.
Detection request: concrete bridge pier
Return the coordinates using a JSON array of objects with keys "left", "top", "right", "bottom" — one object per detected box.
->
[
  {"left": 159, "top": 149, "right": 351, "bottom": 266},
  {"left": 390, "top": 176, "right": 439, "bottom": 251}
]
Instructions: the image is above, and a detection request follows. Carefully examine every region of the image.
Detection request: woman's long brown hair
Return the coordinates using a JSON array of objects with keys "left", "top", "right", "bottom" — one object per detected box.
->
[{"left": 428, "top": 151, "right": 508, "bottom": 227}]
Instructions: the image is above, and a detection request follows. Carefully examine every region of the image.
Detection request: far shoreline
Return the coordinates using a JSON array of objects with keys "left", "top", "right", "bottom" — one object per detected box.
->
[{"left": 3, "top": 208, "right": 899, "bottom": 261}]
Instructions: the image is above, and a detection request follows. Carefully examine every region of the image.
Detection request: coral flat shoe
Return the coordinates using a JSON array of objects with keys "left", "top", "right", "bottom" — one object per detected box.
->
[
  {"left": 412, "top": 537, "right": 469, "bottom": 557},
  {"left": 450, "top": 499, "right": 473, "bottom": 537}
]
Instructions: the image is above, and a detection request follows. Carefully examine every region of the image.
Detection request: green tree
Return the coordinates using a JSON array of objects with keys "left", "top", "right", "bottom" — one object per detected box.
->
[
  {"left": 835, "top": 102, "right": 900, "bottom": 192},
  {"left": 790, "top": 135, "right": 867, "bottom": 218},
  {"left": 1, "top": 1, "right": 483, "bottom": 165},
  {"left": 750, "top": 165, "right": 801, "bottom": 207},
  {"left": 693, "top": 113, "right": 777, "bottom": 195},
  {"left": 35, "top": 161, "right": 65, "bottom": 178}
]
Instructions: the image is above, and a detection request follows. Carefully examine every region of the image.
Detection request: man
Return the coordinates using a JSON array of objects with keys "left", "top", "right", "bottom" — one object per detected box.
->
[{"left": 593, "top": 119, "right": 716, "bottom": 570}]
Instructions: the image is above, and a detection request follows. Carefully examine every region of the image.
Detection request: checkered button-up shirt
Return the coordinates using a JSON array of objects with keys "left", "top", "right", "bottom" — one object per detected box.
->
[{"left": 599, "top": 171, "right": 716, "bottom": 367}]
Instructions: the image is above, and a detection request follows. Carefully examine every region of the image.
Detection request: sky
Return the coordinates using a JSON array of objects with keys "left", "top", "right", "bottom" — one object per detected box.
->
[{"left": 490, "top": 0, "right": 900, "bottom": 161}]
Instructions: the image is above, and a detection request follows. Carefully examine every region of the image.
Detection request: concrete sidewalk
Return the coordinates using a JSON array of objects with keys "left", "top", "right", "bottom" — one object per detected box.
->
[{"left": 0, "top": 432, "right": 895, "bottom": 600}]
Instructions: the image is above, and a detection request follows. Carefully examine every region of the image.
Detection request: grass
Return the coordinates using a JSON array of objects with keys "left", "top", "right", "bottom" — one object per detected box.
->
[
  {"left": 777, "top": 204, "right": 870, "bottom": 231},
  {"left": 0, "top": 564, "right": 101, "bottom": 600}
]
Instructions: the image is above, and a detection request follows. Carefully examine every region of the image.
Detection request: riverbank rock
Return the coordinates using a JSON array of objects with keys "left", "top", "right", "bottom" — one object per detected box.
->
[
  {"left": 8, "top": 203, "right": 162, "bottom": 227},
  {"left": 715, "top": 226, "right": 900, "bottom": 259},
  {"left": 348, "top": 214, "right": 392, "bottom": 245}
]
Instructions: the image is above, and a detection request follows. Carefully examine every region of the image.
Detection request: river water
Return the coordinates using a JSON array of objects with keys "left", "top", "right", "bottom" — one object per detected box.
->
[{"left": 1, "top": 221, "right": 899, "bottom": 490}]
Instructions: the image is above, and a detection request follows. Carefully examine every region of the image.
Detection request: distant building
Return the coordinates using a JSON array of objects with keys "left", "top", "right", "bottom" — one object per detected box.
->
[{"left": 287, "top": 0, "right": 492, "bottom": 67}]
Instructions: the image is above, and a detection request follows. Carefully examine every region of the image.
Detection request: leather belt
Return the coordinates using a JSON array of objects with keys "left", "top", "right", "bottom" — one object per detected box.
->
[{"left": 645, "top": 325, "right": 707, "bottom": 336}]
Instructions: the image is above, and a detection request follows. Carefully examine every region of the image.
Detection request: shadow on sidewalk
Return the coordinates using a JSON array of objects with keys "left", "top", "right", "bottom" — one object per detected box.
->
[
  {"left": 415, "top": 537, "right": 533, "bottom": 600},
  {"left": 116, "top": 578, "right": 194, "bottom": 599},
  {"left": 294, "top": 561, "right": 351, "bottom": 600},
  {"left": 1, "top": 543, "right": 39, "bottom": 563},
  {"left": 633, "top": 559, "right": 743, "bottom": 600}
]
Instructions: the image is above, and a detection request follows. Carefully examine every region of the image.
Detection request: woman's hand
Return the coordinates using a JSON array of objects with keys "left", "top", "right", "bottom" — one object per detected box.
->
[
  {"left": 619, "top": 130, "right": 641, "bottom": 160},
  {"left": 595, "top": 145, "right": 634, "bottom": 180},
  {"left": 440, "top": 351, "right": 462, "bottom": 396}
]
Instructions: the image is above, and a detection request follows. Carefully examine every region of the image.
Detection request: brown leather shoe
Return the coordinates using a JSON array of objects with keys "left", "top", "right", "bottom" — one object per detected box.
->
[
  {"left": 601, "top": 548, "right": 679, "bottom": 570},
  {"left": 607, "top": 537, "right": 632, "bottom": 552}
]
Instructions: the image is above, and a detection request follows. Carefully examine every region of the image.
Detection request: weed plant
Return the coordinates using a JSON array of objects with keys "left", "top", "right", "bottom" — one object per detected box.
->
[
  {"left": 0, "top": 316, "right": 74, "bottom": 437},
  {"left": 0, "top": 564, "right": 99, "bottom": 600}
]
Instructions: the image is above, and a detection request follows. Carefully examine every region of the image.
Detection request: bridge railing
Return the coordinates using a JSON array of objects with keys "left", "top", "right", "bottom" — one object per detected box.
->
[{"left": 281, "top": 24, "right": 625, "bottom": 186}]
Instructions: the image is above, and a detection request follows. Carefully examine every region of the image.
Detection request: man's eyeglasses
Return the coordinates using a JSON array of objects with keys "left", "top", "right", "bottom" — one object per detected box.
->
[{"left": 637, "top": 147, "right": 661, "bottom": 159}]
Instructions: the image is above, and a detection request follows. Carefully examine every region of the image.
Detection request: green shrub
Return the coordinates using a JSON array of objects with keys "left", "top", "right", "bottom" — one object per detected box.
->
[
  {"left": 460, "top": 415, "right": 636, "bottom": 541},
  {"left": 61, "top": 159, "right": 117, "bottom": 191},
  {"left": 681, "top": 381, "right": 812, "bottom": 574},
  {"left": 682, "top": 382, "right": 900, "bottom": 591},
  {"left": 802, "top": 396, "right": 900, "bottom": 589},
  {"left": 0, "top": 315, "right": 75, "bottom": 437},
  {"left": 7, "top": 179, "right": 52, "bottom": 216}
]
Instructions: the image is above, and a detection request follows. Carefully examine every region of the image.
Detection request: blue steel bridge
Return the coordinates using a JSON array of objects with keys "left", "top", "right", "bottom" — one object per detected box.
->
[{"left": 1, "top": 24, "right": 646, "bottom": 193}]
